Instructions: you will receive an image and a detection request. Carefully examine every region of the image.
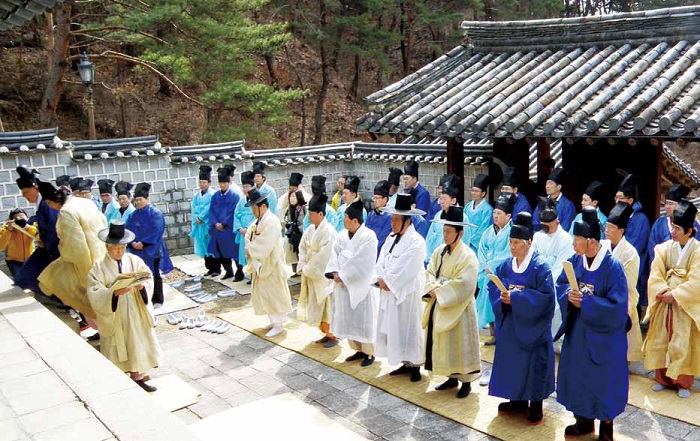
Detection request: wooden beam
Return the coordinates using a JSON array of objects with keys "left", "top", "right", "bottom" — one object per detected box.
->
[{"left": 446, "top": 137, "right": 465, "bottom": 205}]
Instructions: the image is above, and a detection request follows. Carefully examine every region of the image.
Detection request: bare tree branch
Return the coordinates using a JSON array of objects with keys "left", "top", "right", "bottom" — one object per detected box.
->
[{"left": 72, "top": 26, "right": 172, "bottom": 46}]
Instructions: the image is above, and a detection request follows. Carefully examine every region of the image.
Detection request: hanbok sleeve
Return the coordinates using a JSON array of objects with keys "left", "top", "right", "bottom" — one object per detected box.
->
[
  {"left": 381, "top": 239, "right": 426, "bottom": 296},
  {"left": 87, "top": 260, "right": 117, "bottom": 338},
  {"left": 338, "top": 233, "right": 377, "bottom": 286},
  {"left": 56, "top": 209, "right": 93, "bottom": 277},
  {"left": 138, "top": 209, "right": 165, "bottom": 246},
  {"left": 247, "top": 216, "right": 279, "bottom": 262},
  {"left": 302, "top": 227, "right": 336, "bottom": 280},
  {"left": 435, "top": 249, "right": 477, "bottom": 308},
  {"left": 508, "top": 260, "right": 556, "bottom": 348},
  {"left": 666, "top": 248, "right": 700, "bottom": 329},
  {"left": 324, "top": 233, "right": 343, "bottom": 275},
  {"left": 579, "top": 259, "right": 628, "bottom": 334}
]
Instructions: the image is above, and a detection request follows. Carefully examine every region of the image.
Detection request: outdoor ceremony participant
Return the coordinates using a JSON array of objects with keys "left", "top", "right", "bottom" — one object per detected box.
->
[
  {"left": 283, "top": 190, "right": 307, "bottom": 268},
  {"left": 303, "top": 175, "right": 337, "bottom": 232},
  {"left": 253, "top": 161, "right": 277, "bottom": 214},
  {"left": 532, "top": 167, "right": 576, "bottom": 232},
  {"left": 114, "top": 181, "right": 136, "bottom": 223},
  {"left": 464, "top": 174, "right": 493, "bottom": 253},
  {"left": 190, "top": 165, "right": 217, "bottom": 276},
  {"left": 387, "top": 167, "right": 402, "bottom": 208},
  {"left": 403, "top": 160, "right": 430, "bottom": 216},
  {"left": 648, "top": 184, "right": 700, "bottom": 259},
  {"left": 207, "top": 165, "right": 241, "bottom": 280},
  {"left": 334, "top": 176, "right": 366, "bottom": 232},
  {"left": 500, "top": 167, "right": 531, "bottom": 215},
  {"left": 365, "top": 180, "right": 392, "bottom": 256},
  {"left": 234, "top": 171, "right": 256, "bottom": 274},
  {"left": 0, "top": 209, "right": 38, "bottom": 277},
  {"left": 277, "top": 172, "right": 311, "bottom": 221},
  {"left": 569, "top": 181, "right": 607, "bottom": 239},
  {"left": 98, "top": 179, "right": 120, "bottom": 224},
  {"left": 424, "top": 175, "right": 472, "bottom": 265},
  {"left": 331, "top": 175, "right": 345, "bottom": 211}
]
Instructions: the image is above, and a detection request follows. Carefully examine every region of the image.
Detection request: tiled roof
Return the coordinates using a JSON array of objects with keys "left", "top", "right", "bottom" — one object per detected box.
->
[
  {"left": 662, "top": 144, "right": 700, "bottom": 189},
  {"left": 0, "top": 0, "right": 62, "bottom": 31},
  {"left": 0, "top": 128, "right": 65, "bottom": 153},
  {"left": 357, "top": 6, "right": 700, "bottom": 140},
  {"left": 170, "top": 140, "right": 246, "bottom": 163},
  {"left": 70, "top": 135, "right": 166, "bottom": 161}
]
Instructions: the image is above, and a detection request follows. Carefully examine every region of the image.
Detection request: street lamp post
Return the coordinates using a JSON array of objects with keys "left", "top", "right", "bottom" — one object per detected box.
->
[{"left": 77, "top": 52, "right": 96, "bottom": 140}]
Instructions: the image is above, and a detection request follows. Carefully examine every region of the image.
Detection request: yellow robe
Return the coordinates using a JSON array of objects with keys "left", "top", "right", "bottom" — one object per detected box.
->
[
  {"left": 423, "top": 241, "right": 481, "bottom": 378},
  {"left": 245, "top": 210, "right": 293, "bottom": 316},
  {"left": 87, "top": 253, "right": 161, "bottom": 374},
  {"left": 610, "top": 237, "right": 643, "bottom": 362},
  {"left": 38, "top": 196, "right": 107, "bottom": 319},
  {"left": 297, "top": 218, "right": 336, "bottom": 327},
  {"left": 644, "top": 238, "right": 700, "bottom": 379}
]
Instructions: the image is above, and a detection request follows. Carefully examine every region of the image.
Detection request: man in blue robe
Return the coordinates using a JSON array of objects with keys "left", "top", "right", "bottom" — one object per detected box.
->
[
  {"left": 97, "top": 179, "right": 120, "bottom": 225},
  {"left": 253, "top": 161, "right": 277, "bottom": 215},
  {"left": 365, "top": 181, "right": 393, "bottom": 256},
  {"left": 126, "top": 182, "right": 168, "bottom": 308},
  {"left": 500, "top": 167, "right": 531, "bottom": 215},
  {"left": 403, "top": 160, "right": 430, "bottom": 217},
  {"left": 569, "top": 181, "right": 607, "bottom": 240},
  {"left": 303, "top": 175, "right": 337, "bottom": 231},
  {"left": 334, "top": 176, "right": 366, "bottom": 232},
  {"left": 207, "top": 165, "right": 241, "bottom": 280},
  {"left": 532, "top": 167, "right": 576, "bottom": 232},
  {"left": 424, "top": 175, "right": 472, "bottom": 264},
  {"left": 464, "top": 174, "right": 493, "bottom": 253},
  {"left": 114, "top": 181, "right": 136, "bottom": 223},
  {"left": 405, "top": 187, "right": 430, "bottom": 239},
  {"left": 234, "top": 171, "right": 256, "bottom": 271},
  {"left": 387, "top": 167, "right": 402, "bottom": 208},
  {"left": 13, "top": 167, "right": 60, "bottom": 299},
  {"left": 190, "top": 165, "right": 217, "bottom": 276},
  {"left": 488, "top": 212, "right": 555, "bottom": 426},
  {"left": 555, "top": 207, "right": 629, "bottom": 441}
]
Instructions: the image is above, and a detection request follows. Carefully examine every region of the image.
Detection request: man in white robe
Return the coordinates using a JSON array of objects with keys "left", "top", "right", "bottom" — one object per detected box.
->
[
  {"left": 245, "top": 189, "right": 293, "bottom": 338},
  {"left": 376, "top": 193, "right": 427, "bottom": 382},
  {"left": 297, "top": 193, "right": 337, "bottom": 346},
  {"left": 326, "top": 200, "right": 380, "bottom": 366},
  {"left": 87, "top": 221, "right": 161, "bottom": 393}
]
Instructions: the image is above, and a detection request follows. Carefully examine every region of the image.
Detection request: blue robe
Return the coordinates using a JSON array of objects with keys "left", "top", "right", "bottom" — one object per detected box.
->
[
  {"left": 412, "top": 214, "right": 429, "bottom": 238},
  {"left": 488, "top": 252, "right": 555, "bottom": 402},
  {"left": 14, "top": 199, "right": 60, "bottom": 293},
  {"left": 207, "top": 188, "right": 240, "bottom": 260},
  {"left": 424, "top": 211, "right": 473, "bottom": 265},
  {"left": 476, "top": 222, "right": 512, "bottom": 327},
  {"left": 115, "top": 204, "right": 135, "bottom": 223},
  {"left": 302, "top": 204, "right": 337, "bottom": 232},
  {"left": 258, "top": 182, "right": 277, "bottom": 215},
  {"left": 190, "top": 188, "right": 216, "bottom": 258},
  {"left": 626, "top": 202, "right": 651, "bottom": 305},
  {"left": 513, "top": 193, "right": 532, "bottom": 215},
  {"left": 334, "top": 202, "right": 367, "bottom": 232},
  {"left": 102, "top": 199, "right": 121, "bottom": 225},
  {"left": 233, "top": 196, "right": 255, "bottom": 267},
  {"left": 555, "top": 251, "right": 629, "bottom": 421},
  {"left": 411, "top": 183, "right": 431, "bottom": 218},
  {"left": 533, "top": 194, "right": 576, "bottom": 232},
  {"left": 365, "top": 209, "right": 392, "bottom": 256},
  {"left": 464, "top": 199, "right": 493, "bottom": 253},
  {"left": 426, "top": 198, "right": 441, "bottom": 222},
  {"left": 126, "top": 204, "right": 169, "bottom": 276},
  {"left": 569, "top": 208, "right": 608, "bottom": 240}
]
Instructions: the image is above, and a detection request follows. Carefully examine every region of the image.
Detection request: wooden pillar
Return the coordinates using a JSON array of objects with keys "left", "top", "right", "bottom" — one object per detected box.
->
[
  {"left": 447, "top": 137, "right": 464, "bottom": 206},
  {"left": 536, "top": 138, "right": 551, "bottom": 185},
  {"left": 646, "top": 139, "right": 663, "bottom": 221},
  {"left": 493, "top": 138, "right": 531, "bottom": 201}
]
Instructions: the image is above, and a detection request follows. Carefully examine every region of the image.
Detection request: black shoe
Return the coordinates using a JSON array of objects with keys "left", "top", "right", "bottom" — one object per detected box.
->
[
  {"left": 234, "top": 268, "right": 245, "bottom": 282},
  {"left": 361, "top": 355, "right": 375, "bottom": 367},
  {"left": 86, "top": 332, "right": 100, "bottom": 342},
  {"left": 410, "top": 367, "right": 422, "bottom": 382},
  {"left": 345, "top": 351, "right": 366, "bottom": 362},
  {"left": 456, "top": 382, "right": 471, "bottom": 399},
  {"left": 497, "top": 400, "right": 528, "bottom": 415},
  {"left": 527, "top": 401, "right": 543, "bottom": 425},
  {"left": 599, "top": 420, "right": 614, "bottom": 441},
  {"left": 435, "top": 378, "right": 459, "bottom": 391},
  {"left": 135, "top": 379, "right": 157, "bottom": 393},
  {"left": 221, "top": 272, "right": 234, "bottom": 280},
  {"left": 246, "top": 280, "right": 252, "bottom": 285},
  {"left": 315, "top": 336, "right": 331, "bottom": 344},
  {"left": 564, "top": 417, "right": 595, "bottom": 438},
  {"left": 389, "top": 364, "right": 412, "bottom": 376}
]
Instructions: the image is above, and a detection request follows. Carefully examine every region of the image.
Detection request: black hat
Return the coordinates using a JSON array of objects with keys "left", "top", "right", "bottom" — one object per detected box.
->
[
  {"left": 584, "top": 181, "right": 604, "bottom": 202},
  {"left": 56, "top": 175, "right": 72, "bottom": 188},
  {"left": 618, "top": 174, "right": 638, "bottom": 199},
  {"left": 607, "top": 202, "right": 634, "bottom": 230},
  {"left": 572, "top": 206, "right": 601, "bottom": 239},
  {"left": 345, "top": 176, "right": 360, "bottom": 194},
  {"left": 115, "top": 181, "right": 133, "bottom": 197},
  {"left": 473, "top": 174, "right": 490, "bottom": 192},
  {"left": 98, "top": 220, "right": 136, "bottom": 245},
  {"left": 217, "top": 165, "right": 235, "bottom": 182},
  {"left": 381, "top": 192, "right": 426, "bottom": 216},
  {"left": 252, "top": 161, "right": 266, "bottom": 176},
  {"left": 245, "top": 188, "right": 268, "bottom": 207},
  {"left": 69, "top": 176, "right": 83, "bottom": 191},
  {"left": 308, "top": 193, "right": 328, "bottom": 214},
  {"left": 311, "top": 175, "right": 327, "bottom": 195},
  {"left": 502, "top": 167, "right": 518, "bottom": 188},
  {"left": 199, "top": 165, "right": 213, "bottom": 181},
  {"left": 439, "top": 174, "right": 451, "bottom": 187},
  {"left": 433, "top": 205, "right": 476, "bottom": 227},
  {"left": 77, "top": 179, "right": 94, "bottom": 192},
  {"left": 289, "top": 172, "right": 304, "bottom": 187},
  {"left": 37, "top": 180, "right": 57, "bottom": 201},
  {"left": 133, "top": 182, "right": 151, "bottom": 199},
  {"left": 510, "top": 212, "right": 534, "bottom": 240},
  {"left": 404, "top": 160, "right": 419, "bottom": 178},
  {"left": 548, "top": 167, "right": 566, "bottom": 185},
  {"left": 494, "top": 193, "right": 515, "bottom": 214},
  {"left": 16, "top": 166, "right": 39, "bottom": 189},
  {"left": 374, "top": 180, "right": 390, "bottom": 198},
  {"left": 442, "top": 175, "right": 461, "bottom": 199},
  {"left": 672, "top": 200, "right": 697, "bottom": 230},
  {"left": 97, "top": 179, "right": 114, "bottom": 195},
  {"left": 666, "top": 184, "right": 690, "bottom": 203},
  {"left": 537, "top": 196, "right": 558, "bottom": 222},
  {"left": 240, "top": 171, "right": 255, "bottom": 186},
  {"left": 345, "top": 200, "right": 364, "bottom": 223},
  {"left": 387, "top": 167, "right": 403, "bottom": 187}
]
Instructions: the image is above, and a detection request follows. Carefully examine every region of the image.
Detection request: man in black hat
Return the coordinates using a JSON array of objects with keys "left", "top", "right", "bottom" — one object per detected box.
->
[
  {"left": 125, "top": 182, "right": 169, "bottom": 308},
  {"left": 334, "top": 176, "right": 366, "bottom": 232},
  {"left": 424, "top": 205, "right": 481, "bottom": 399},
  {"left": 190, "top": 165, "right": 218, "bottom": 277},
  {"left": 303, "top": 175, "right": 337, "bottom": 231},
  {"left": 252, "top": 161, "right": 278, "bottom": 215},
  {"left": 645, "top": 199, "right": 700, "bottom": 399},
  {"left": 500, "top": 166, "right": 532, "bottom": 215},
  {"left": 75, "top": 178, "right": 101, "bottom": 209},
  {"left": 403, "top": 160, "right": 430, "bottom": 216},
  {"left": 604, "top": 202, "right": 643, "bottom": 362},
  {"left": 56, "top": 174, "right": 72, "bottom": 190},
  {"left": 365, "top": 180, "right": 393, "bottom": 255},
  {"left": 555, "top": 207, "right": 629, "bottom": 441},
  {"left": 648, "top": 184, "right": 700, "bottom": 264},
  {"left": 207, "top": 165, "right": 241, "bottom": 280},
  {"left": 98, "top": 179, "right": 120, "bottom": 224},
  {"left": 532, "top": 167, "right": 576, "bottom": 232},
  {"left": 426, "top": 174, "right": 449, "bottom": 222},
  {"left": 387, "top": 167, "right": 403, "bottom": 208},
  {"left": 569, "top": 181, "right": 607, "bottom": 239},
  {"left": 234, "top": 171, "right": 257, "bottom": 275},
  {"left": 277, "top": 172, "right": 311, "bottom": 220},
  {"left": 465, "top": 174, "right": 493, "bottom": 253},
  {"left": 114, "top": 181, "right": 136, "bottom": 223},
  {"left": 376, "top": 193, "right": 427, "bottom": 382},
  {"left": 425, "top": 175, "right": 472, "bottom": 265}
]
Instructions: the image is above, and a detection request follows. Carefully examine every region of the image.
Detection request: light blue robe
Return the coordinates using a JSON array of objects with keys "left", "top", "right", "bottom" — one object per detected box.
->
[
  {"left": 258, "top": 182, "right": 277, "bottom": 215},
  {"left": 303, "top": 204, "right": 337, "bottom": 232},
  {"left": 189, "top": 187, "right": 216, "bottom": 258},
  {"left": 102, "top": 199, "right": 121, "bottom": 225},
  {"left": 569, "top": 207, "right": 608, "bottom": 240},
  {"left": 388, "top": 193, "right": 398, "bottom": 208},
  {"left": 424, "top": 211, "right": 473, "bottom": 265},
  {"left": 476, "top": 222, "right": 512, "bottom": 328},
  {"left": 115, "top": 204, "right": 135, "bottom": 223},
  {"left": 464, "top": 199, "right": 493, "bottom": 253},
  {"left": 233, "top": 196, "right": 255, "bottom": 267}
]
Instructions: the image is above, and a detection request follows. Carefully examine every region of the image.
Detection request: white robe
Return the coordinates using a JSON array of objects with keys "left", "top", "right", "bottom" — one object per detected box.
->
[
  {"left": 87, "top": 253, "right": 161, "bottom": 374},
  {"left": 376, "top": 224, "right": 427, "bottom": 365},
  {"left": 297, "top": 218, "right": 336, "bottom": 326},
  {"left": 326, "top": 224, "right": 379, "bottom": 342}
]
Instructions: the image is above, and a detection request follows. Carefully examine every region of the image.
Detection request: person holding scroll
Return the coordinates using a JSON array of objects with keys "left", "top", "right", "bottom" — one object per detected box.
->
[{"left": 487, "top": 212, "right": 555, "bottom": 425}]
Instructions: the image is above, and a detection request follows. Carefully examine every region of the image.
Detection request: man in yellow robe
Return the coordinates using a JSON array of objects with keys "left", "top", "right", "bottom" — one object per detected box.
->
[
  {"left": 297, "top": 193, "right": 337, "bottom": 345},
  {"left": 645, "top": 200, "right": 700, "bottom": 398},
  {"left": 424, "top": 206, "right": 481, "bottom": 398},
  {"left": 245, "top": 189, "right": 293, "bottom": 338},
  {"left": 87, "top": 221, "right": 161, "bottom": 393},
  {"left": 604, "top": 202, "right": 643, "bottom": 362}
]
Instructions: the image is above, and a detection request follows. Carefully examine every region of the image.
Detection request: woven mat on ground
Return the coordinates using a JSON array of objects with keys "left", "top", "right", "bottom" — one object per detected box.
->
[
  {"left": 219, "top": 307, "right": 700, "bottom": 438},
  {"left": 153, "top": 284, "right": 198, "bottom": 316}
]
